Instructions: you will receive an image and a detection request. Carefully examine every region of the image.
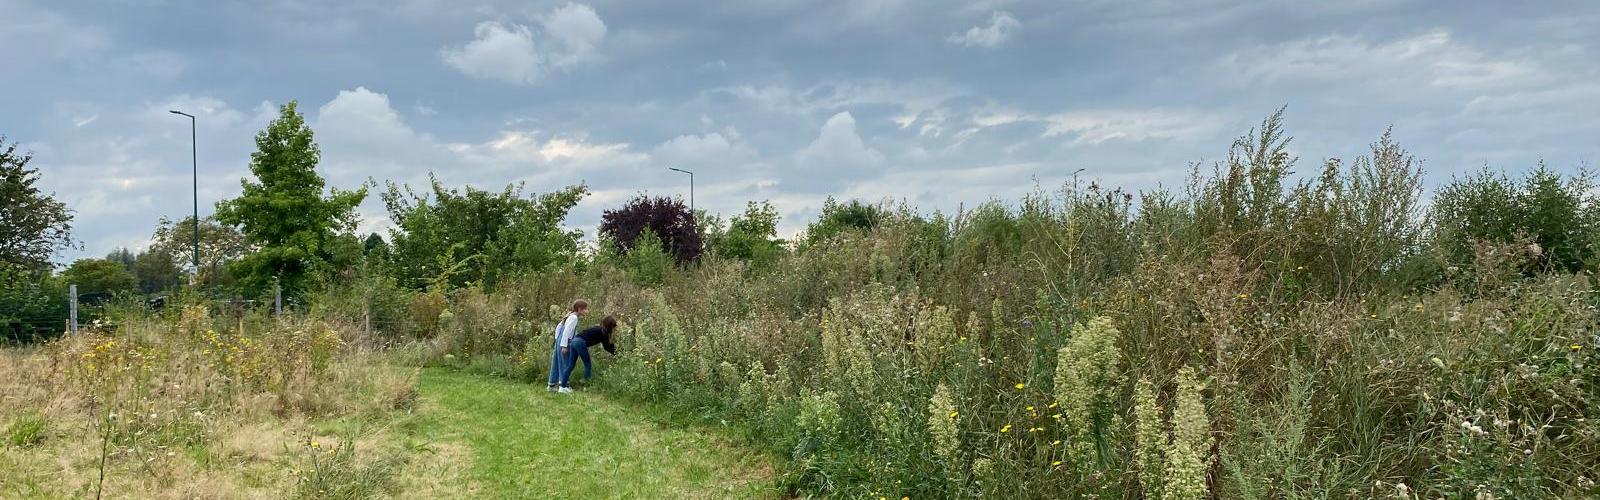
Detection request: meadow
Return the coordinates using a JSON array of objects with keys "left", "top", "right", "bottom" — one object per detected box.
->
[{"left": 5, "top": 114, "right": 1599, "bottom": 498}]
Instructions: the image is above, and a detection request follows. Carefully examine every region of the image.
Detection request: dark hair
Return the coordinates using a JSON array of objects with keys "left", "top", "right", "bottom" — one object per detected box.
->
[
  {"left": 571, "top": 299, "right": 589, "bottom": 312},
  {"left": 600, "top": 315, "right": 617, "bottom": 334}
]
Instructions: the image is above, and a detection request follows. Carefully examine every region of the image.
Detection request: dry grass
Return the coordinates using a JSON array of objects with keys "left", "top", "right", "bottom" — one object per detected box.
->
[{"left": 0, "top": 310, "right": 428, "bottom": 499}]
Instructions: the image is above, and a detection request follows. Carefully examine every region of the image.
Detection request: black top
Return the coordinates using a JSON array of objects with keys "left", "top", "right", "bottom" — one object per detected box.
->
[{"left": 575, "top": 325, "right": 616, "bottom": 354}]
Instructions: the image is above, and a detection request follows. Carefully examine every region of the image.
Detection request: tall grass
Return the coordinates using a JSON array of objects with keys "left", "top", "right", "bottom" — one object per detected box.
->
[
  {"left": 0, "top": 301, "right": 422, "bottom": 498},
  {"left": 313, "top": 112, "right": 1599, "bottom": 498}
]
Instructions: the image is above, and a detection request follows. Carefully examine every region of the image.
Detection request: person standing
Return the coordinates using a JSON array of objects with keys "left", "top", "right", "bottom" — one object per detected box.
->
[{"left": 547, "top": 300, "right": 587, "bottom": 393}]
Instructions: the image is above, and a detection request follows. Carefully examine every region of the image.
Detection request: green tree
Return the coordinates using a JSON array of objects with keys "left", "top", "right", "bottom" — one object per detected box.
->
[
  {"left": 150, "top": 215, "right": 253, "bottom": 289},
  {"left": 132, "top": 250, "right": 182, "bottom": 293},
  {"left": 709, "top": 201, "right": 786, "bottom": 267},
  {"left": 804, "top": 197, "right": 884, "bottom": 245},
  {"left": 383, "top": 177, "right": 586, "bottom": 290},
  {"left": 214, "top": 102, "right": 366, "bottom": 298},
  {"left": 1431, "top": 166, "right": 1596, "bottom": 274},
  {"left": 0, "top": 137, "right": 74, "bottom": 271},
  {"left": 61, "top": 258, "right": 137, "bottom": 296}
]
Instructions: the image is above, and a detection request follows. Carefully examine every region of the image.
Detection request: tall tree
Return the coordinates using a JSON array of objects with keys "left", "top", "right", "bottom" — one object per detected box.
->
[
  {"left": 214, "top": 102, "right": 366, "bottom": 298},
  {"left": 599, "top": 195, "right": 701, "bottom": 263},
  {"left": 61, "top": 258, "right": 137, "bottom": 296},
  {"left": 132, "top": 251, "right": 182, "bottom": 294},
  {"left": 149, "top": 215, "right": 253, "bottom": 288},
  {"left": 0, "top": 137, "right": 74, "bottom": 271}
]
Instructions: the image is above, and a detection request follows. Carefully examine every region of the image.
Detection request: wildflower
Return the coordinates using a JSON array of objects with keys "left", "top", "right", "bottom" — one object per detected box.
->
[
  {"left": 1026, "top": 405, "right": 1035, "bottom": 412},
  {"left": 1051, "top": 440, "right": 1062, "bottom": 446},
  {"left": 949, "top": 411, "right": 959, "bottom": 419},
  {"left": 1133, "top": 377, "right": 1164, "bottom": 499},
  {"left": 1052, "top": 460, "right": 1063, "bottom": 467},
  {"left": 1164, "top": 367, "right": 1212, "bottom": 499},
  {"left": 1000, "top": 424, "right": 1012, "bottom": 433},
  {"left": 1015, "top": 382, "right": 1026, "bottom": 390},
  {"left": 1573, "top": 345, "right": 1583, "bottom": 350}
]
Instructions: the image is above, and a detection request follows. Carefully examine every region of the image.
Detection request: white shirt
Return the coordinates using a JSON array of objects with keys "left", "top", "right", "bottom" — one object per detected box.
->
[{"left": 556, "top": 312, "right": 580, "bottom": 348}]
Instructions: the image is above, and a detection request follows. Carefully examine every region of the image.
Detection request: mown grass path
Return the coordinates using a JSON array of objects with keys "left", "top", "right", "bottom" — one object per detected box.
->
[{"left": 414, "top": 369, "right": 778, "bottom": 499}]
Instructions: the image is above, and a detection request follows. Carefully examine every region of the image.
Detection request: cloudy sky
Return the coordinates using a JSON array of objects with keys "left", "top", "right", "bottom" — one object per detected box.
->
[{"left": 6, "top": 0, "right": 1598, "bottom": 264}]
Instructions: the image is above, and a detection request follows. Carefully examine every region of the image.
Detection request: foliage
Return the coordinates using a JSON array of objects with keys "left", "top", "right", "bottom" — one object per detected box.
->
[
  {"left": 706, "top": 201, "right": 786, "bottom": 268},
  {"left": 803, "top": 197, "right": 884, "bottom": 245},
  {"left": 0, "top": 266, "right": 67, "bottom": 342},
  {"left": 381, "top": 177, "right": 586, "bottom": 290},
  {"left": 0, "top": 137, "right": 74, "bottom": 272},
  {"left": 149, "top": 215, "right": 253, "bottom": 290},
  {"left": 599, "top": 195, "right": 702, "bottom": 264},
  {"left": 1432, "top": 165, "right": 1597, "bottom": 275},
  {"left": 60, "top": 258, "right": 137, "bottom": 296},
  {"left": 214, "top": 101, "right": 367, "bottom": 299}
]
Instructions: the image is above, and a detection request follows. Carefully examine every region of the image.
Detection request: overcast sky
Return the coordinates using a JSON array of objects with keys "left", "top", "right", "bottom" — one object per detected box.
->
[{"left": 6, "top": 0, "right": 1598, "bottom": 264}]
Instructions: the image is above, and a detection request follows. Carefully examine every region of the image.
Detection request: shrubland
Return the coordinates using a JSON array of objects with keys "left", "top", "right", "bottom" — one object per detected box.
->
[
  {"left": 7, "top": 110, "right": 1598, "bottom": 499},
  {"left": 314, "top": 111, "right": 1598, "bottom": 498}
]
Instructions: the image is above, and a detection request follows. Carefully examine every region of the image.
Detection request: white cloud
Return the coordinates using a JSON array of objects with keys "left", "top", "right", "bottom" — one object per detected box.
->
[
  {"left": 440, "top": 3, "right": 606, "bottom": 84},
  {"left": 653, "top": 130, "right": 758, "bottom": 168},
  {"left": 947, "top": 11, "right": 1021, "bottom": 48},
  {"left": 450, "top": 131, "right": 645, "bottom": 171},
  {"left": 1221, "top": 29, "right": 1542, "bottom": 90},
  {"left": 441, "top": 21, "right": 544, "bottom": 84},
  {"left": 1041, "top": 109, "right": 1224, "bottom": 144},
  {"left": 541, "top": 3, "right": 607, "bottom": 68},
  {"left": 798, "top": 112, "right": 884, "bottom": 169},
  {"left": 963, "top": 107, "right": 1225, "bottom": 145}
]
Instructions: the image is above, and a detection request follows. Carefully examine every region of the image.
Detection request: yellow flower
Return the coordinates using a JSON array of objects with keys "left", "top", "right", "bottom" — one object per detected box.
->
[
  {"left": 654, "top": 357, "right": 662, "bottom": 363},
  {"left": 1000, "top": 424, "right": 1012, "bottom": 433},
  {"left": 1014, "top": 382, "right": 1026, "bottom": 390},
  {"left": 1051, "top": 460, "right": 1063, "bottom": 467},
  {"left": 1051, "top": 440, "right": 1062, "bottom": 446},
  {"left": 949, "top": 411, "right": 959, "bottom": 419},
  {"left": 1026, "top": 405, "right": 1034, "bottom": 412},
  {"left": 1572, "top": 345, "right": 1583, "bottom": 350},
  {"left": 1047, "top": 402, "right": 1057, "bottom": 409}
]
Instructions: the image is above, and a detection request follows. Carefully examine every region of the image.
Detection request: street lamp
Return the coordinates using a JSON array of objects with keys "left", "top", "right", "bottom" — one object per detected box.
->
[
  {"left": 169, "top": 110, "right": 199, "bottom": 278},
  {"left": 667, "top": 167, "right": 694, "bottom": 213}
]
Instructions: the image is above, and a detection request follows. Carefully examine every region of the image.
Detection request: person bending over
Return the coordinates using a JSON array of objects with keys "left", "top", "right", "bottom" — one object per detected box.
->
[{"left": 560, "top": 315, "right": 617, "bottom": 390}]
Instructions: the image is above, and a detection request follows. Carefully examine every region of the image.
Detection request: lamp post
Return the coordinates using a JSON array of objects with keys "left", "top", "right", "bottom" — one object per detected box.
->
[
  {"left": 667, "top": 167, "right": 694, "bottom": 213},
  {"left": 169, "top": 110, "right": 199, "bottom": 277}
]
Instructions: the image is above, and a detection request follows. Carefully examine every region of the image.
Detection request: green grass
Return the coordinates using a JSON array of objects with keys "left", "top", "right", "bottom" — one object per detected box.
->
[{"left": 414, "top": 369, "right": 778, "bottom": 499}]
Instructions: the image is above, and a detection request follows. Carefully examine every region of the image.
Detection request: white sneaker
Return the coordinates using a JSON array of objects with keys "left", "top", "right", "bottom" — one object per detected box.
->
[{"left": 558, "top": 387, "right": 573, "bottom": 394}]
